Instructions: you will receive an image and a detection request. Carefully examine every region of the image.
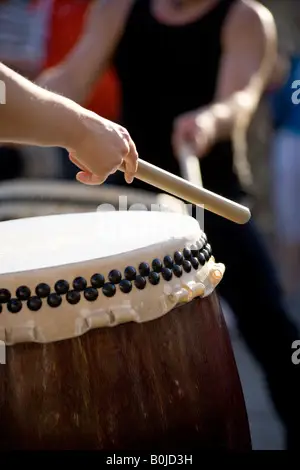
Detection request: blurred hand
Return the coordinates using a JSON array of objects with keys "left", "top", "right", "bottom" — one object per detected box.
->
[
  {"left": 68, "top": 111, "right": 138, "bottom": 185},
  {"left": 172, "top": 109, "right": 217, "bottom": 160}
]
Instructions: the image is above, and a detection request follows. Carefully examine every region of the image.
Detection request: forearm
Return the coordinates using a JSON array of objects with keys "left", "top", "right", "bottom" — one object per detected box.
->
[
  {"left": 36, "top": 66, "right": 83, "bottom": 104},
  {"left": 204, "top": 0, "right": 277, "bottom": 142},
  {"left": 36, "top": 58, "right": 99, "bottom": 105},
  {"left": 36, "top": 2, "right": 112, "bottom": 105},
  {"left": 0, "top": 62, "right": 83, "bottom": 148},
  {"left": 204, "top": 85, "right": 261, "bottom": 141}
]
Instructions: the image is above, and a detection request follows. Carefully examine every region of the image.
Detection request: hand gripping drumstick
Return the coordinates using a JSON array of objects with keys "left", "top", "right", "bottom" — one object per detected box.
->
[{"left": 120, "top": 158, "right": 251, "bottom": 224}]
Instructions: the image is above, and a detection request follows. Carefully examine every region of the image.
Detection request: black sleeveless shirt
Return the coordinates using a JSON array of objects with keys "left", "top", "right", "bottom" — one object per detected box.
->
[{"left": 113, "top": 0, "right": 245, "bottom": 199}]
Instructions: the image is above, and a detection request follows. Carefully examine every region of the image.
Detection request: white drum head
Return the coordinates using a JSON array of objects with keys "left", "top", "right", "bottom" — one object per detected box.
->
[
  {"left": 0, "top": 211, "right": 201, "bottom": 274},
  {"left": 0, "top": 211, "right": 225, "bottom": 345}
]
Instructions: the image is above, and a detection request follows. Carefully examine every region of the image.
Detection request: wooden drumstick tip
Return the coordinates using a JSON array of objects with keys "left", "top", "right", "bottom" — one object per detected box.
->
[{"left": 119, "top": 159, "right": 251, "bottom": 225}]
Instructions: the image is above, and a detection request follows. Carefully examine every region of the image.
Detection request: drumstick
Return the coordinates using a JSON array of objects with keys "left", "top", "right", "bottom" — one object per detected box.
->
[
  {"left": 177, "top": 142, "right": 203, "bottom": 187},
  {"left": 120, "top": 159, "right": 251, "bottom": 224}
]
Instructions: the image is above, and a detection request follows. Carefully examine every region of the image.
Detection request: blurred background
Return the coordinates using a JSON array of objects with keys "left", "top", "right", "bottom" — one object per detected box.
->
[{"left": 0, "top": 0, "right": 299, "bottom": 450}]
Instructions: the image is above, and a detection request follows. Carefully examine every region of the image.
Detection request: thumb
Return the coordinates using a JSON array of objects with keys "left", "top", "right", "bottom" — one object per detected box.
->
[{"left": 76, "top": 171, "right": 105, "bottom": 185}]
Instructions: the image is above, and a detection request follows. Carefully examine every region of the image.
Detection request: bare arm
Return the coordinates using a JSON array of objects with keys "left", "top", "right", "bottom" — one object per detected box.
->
[
  {"left": 37, "top": 0, "right": 134, "bottom": 104},
  {"left": 0, "top": 62, "right": 138, "bottom": 184},
  {"left": 266, "top": 53, "right": 290, "bottom": 92},
  {"left": 0, "top": 62, "right": 83, "bottom": 148},
  {"left": 205, "top": 0, "right": 278, "bottom": 139}
]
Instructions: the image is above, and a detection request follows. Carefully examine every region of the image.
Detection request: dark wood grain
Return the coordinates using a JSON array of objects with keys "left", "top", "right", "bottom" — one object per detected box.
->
[{"left": 0, "top": 293, "right": 251, "bottom": 450}]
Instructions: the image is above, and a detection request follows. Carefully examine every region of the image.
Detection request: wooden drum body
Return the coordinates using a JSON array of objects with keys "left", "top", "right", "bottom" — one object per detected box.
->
[
  {"left": 0, "top": 211, "right": 251, "bottom": 451},
  {"left": 1, "top": 296, "right": 250, "bottom": 451}
]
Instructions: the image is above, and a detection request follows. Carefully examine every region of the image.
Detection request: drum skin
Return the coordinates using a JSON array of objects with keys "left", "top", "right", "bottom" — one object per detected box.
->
[{"left": 0, "top": 293, "right": 251, "bottom": 451}]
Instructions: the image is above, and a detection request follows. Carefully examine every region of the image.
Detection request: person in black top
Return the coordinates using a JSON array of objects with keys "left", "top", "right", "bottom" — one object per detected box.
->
[{"left": 38, "top": 0, "right": 300, "bottom": 448}]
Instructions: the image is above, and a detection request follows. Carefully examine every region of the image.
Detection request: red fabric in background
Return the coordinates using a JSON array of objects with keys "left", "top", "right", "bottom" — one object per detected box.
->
[{"left": 43, "top": 0, "right": 121, "bottom": 121}]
